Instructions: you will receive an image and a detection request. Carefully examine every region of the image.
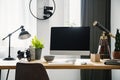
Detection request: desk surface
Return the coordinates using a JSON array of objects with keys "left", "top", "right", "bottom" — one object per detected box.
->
[{"left": 0, "top": 58, "right": 120, "bottom": 69}]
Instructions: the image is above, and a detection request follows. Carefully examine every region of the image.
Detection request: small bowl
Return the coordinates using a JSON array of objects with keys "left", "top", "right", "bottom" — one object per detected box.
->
[{"left": 44, "top": 55, "right": 55, "bottom": 62}]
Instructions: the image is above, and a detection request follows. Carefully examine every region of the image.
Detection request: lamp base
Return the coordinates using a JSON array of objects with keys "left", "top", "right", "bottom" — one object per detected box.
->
[{"left": 3, "top": 57, "right": 15, "bottom": 60}]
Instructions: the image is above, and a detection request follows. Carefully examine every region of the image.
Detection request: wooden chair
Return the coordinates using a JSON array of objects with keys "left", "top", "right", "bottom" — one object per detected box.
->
[{"left": 15, "top": 62, "right": 49, "bottom": 80}]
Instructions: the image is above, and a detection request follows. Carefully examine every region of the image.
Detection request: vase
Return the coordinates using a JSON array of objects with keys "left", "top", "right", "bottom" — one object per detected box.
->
[
  {"left": 113, "top": 51, "right": 120, "bottom": 59},
  {"left": 35, "top": 48, "right": 42, "bottom": 60}
]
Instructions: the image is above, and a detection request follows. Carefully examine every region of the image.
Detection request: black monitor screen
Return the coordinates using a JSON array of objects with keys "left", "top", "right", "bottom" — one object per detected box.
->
[{"left": 50, "top": 27, "right": 90, "bottom": 51}]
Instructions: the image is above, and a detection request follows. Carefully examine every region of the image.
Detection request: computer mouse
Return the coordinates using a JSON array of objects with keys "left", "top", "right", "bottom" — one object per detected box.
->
[{"left": 81, "top": 62, "right": 87, "bottom": 65}]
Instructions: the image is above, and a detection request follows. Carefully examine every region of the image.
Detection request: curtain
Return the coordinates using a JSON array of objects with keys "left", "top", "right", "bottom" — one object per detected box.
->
[
  {"left": 81, "top": 0, "right": 111, "bottom": 80},
  {"left": 0, "top": 0, "right": 36, "bottom": 80},
  {"left": 0, "top": 0, "right": 36, "bottom": 48},
  {"left": 81, "top": 0, "right": 111, "bottom": 53}
]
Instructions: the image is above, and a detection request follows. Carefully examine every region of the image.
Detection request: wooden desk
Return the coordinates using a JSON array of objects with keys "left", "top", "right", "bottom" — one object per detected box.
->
[{"left": 0, "top": 59, "right": 120, "bottom": 69}]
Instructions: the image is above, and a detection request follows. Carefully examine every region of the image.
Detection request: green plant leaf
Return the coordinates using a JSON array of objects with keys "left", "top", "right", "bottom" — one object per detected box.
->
[{"left": 31, "top": 36, "right": 44, "bottom": 49}]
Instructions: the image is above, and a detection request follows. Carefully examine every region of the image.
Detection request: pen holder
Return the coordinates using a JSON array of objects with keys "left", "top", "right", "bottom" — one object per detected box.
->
[{"left": 90, "top": 54, "right": 100, "bottom": 62}]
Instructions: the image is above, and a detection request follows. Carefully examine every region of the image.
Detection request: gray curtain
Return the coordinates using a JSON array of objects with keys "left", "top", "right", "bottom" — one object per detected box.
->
[
  {"left": 80, "top": 0, "right": 111, "bottom": 80},
  {"left": 81, "top": 0, "right": 111, "bottom": 53}
]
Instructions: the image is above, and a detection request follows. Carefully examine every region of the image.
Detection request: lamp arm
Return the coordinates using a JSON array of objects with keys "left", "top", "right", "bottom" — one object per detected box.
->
[{"left": 2, "top": 26, "right": 23, "bottom": 40}]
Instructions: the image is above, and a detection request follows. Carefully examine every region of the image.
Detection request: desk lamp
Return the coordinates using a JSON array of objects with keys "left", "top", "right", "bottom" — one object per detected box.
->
[
  {"left": 93, "top": 21, "right": 115, "bottom": 59},
  {"left": 2, "top": 26, "right": 31, "bottom": 60}
]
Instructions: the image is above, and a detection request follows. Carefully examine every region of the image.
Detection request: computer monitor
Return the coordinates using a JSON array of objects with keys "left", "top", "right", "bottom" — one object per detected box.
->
[{"left": 50, "top": 26, "right": 90, "bottom": 56}]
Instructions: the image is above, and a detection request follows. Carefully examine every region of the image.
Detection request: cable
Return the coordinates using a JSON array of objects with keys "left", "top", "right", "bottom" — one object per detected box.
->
[
  {"left": 29, "top": 0, "right": 56, "bottom": 20},
  {"left": 6, "top": 69, "right": 10, "bottom": 80}
]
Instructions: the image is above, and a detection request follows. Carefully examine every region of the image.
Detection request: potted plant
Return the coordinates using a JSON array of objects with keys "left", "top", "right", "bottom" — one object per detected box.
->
[
  {"left": 31, "top": 36, "right": 44, "bottom": 60},
  {"left": 113, "top": 29, "right": 120, "bottom": 59}
]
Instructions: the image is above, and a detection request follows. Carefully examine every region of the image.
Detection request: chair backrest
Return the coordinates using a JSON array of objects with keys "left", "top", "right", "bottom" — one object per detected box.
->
[{"left": 15, "top": 62, "right": 50, "bottom": 80}]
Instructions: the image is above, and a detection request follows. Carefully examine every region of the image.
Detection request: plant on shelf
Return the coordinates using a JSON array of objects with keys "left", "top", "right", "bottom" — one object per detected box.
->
[
  {"left": 113, "top": 29, "right": 120, "bottom": 59},
  {"left": 31, "top": 36, "right": 44, "bottom": 60}
]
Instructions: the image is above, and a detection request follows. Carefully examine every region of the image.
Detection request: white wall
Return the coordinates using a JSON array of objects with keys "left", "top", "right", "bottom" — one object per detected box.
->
[
  {"left": 111, "top": 0, "right": 120, "bottom": 80},
  {"left": 37, "top": 0, "right": 65, "bottom": 56},
  {"left": 37, "top": 0, "right": 80, "bottom": 80}
]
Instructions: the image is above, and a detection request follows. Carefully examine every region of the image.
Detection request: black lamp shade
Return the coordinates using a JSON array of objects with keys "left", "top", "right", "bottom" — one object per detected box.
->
[{"left": 19, "top": 29, "right": 31, "bottom": 39}]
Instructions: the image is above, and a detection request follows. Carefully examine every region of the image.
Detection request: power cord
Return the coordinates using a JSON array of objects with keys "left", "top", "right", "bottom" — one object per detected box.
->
[{"left": 6, "top": 69, "right": 10, "bottom": 80}]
